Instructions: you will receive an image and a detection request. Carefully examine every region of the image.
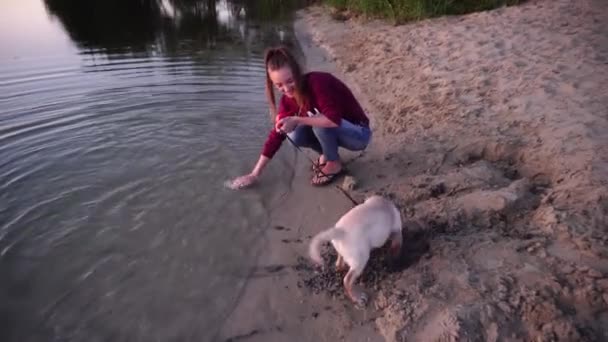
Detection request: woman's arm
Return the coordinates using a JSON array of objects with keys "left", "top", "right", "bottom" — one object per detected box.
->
[
  {"left": 251, "top": 155, "right": 270, "bottom": 177},
  {"left": 228, "top": 115, "right": 286, "bottom": 189}
]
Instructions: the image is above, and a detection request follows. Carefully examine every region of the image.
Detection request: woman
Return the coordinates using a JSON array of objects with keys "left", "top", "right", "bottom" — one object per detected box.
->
[{"left": 229, "top": 45, "right": 371, "bottom": 189}]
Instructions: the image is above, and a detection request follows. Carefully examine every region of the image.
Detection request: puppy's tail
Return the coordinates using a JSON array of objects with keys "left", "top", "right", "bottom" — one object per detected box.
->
[{"left": 309, "top": 227, "right": 346, "bottom": 265}]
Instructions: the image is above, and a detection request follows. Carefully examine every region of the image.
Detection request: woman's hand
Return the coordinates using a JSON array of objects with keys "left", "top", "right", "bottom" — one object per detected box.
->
[
  {"left": 227, "top": 156, "right": 269, "bottom": 190},
  {"left": 276, "top": 116, "right": 299, "bottom": 133},
  {"left": 227, "top": 173, "right": 258, "bottom": 189}
]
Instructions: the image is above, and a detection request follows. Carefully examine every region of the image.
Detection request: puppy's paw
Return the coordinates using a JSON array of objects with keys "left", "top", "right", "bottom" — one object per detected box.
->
[{"left": 354, "top": 292, "right": 369, "bottom": 308}]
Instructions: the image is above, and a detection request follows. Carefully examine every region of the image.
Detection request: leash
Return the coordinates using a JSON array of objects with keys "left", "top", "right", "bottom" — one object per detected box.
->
[{"left": 281, "top": 131, "right": 359, "bottom": 207}]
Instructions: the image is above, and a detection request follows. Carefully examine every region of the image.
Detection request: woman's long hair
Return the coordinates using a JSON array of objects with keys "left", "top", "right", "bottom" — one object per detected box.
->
[{"left": 264, "top": 46, "right": 309, "bottom": 121}]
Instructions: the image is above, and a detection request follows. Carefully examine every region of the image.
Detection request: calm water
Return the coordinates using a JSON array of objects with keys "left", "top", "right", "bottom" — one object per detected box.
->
[{"left": 0, "top": 0, "right": 308, "bottom": 340}]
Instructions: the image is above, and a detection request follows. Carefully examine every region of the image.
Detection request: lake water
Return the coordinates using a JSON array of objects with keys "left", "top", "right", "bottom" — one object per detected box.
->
[{"left": 0, "top": 0, "right": 308, "bottom": 340}]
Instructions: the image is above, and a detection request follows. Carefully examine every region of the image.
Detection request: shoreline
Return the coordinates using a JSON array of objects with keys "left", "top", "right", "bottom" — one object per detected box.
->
[{"left": 217, "top": 31, "right": 379, "bottom": 340}]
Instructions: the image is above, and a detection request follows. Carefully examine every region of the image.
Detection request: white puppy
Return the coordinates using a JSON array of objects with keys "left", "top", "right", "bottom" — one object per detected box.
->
[{"left": 309, "top": 195, "right": 403, "bottom": 306}]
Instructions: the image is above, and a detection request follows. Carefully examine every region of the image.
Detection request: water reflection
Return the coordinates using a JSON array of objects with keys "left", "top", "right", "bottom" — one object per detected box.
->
[
  {"left": 43, "top": 0, "right": 312, "bottom": 56},
  {"left": 1, "top": 1, "right": 313, "bottom": 341}
]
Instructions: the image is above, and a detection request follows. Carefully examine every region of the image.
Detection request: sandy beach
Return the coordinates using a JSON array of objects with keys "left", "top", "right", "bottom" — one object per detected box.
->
[{"left": 220, "top": 0, "right": 607, "bottom": 341}]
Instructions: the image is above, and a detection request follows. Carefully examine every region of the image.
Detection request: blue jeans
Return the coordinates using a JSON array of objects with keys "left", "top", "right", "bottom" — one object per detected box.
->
[{"left": 287, "top": 119, "right": 371, "bottom": 161}]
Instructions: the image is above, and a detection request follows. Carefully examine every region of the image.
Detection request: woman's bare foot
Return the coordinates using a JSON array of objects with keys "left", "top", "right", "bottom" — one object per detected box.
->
[
  {"left": 319, "top": 155, "right": 327, "bottom": 165},
  {"left": 312, "top": 154, "right": 327, "bottom": 172}
]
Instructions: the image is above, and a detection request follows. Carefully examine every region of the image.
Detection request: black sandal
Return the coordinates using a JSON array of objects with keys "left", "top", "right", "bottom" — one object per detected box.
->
[
  {"left": 311, "top": 157, "right": 326, "bottom": 172},
  {"left": 311, "top": 169, "right": 345, "bottom": 186}
]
